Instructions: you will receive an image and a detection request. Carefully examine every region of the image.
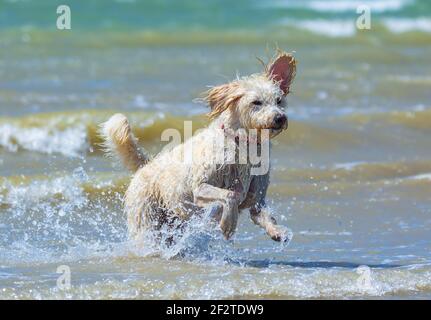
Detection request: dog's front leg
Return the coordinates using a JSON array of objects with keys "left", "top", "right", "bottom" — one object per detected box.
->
[
  {"left": 250, "top": 206, "right": 290, "bottom": 242},
  {"left": 193, "top": 183, "right": 240, "bottom": 240}
]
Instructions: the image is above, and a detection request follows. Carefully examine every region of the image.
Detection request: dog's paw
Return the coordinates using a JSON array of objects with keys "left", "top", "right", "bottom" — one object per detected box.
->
[
  {"left": 220, "top": 204, "right": 238, "bottom": 240},
  {"left": 270, "top": 225, "right": 292, "bottom": 243}
]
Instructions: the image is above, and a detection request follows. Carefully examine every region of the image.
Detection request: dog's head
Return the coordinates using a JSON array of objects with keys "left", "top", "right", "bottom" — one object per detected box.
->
[{"left": 205, "top": 51, "right": 296, "bottom": 138}]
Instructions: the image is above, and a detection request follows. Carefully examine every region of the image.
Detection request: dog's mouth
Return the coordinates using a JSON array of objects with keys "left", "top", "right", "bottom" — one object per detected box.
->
[
  {"left": 245, "top": 121, "right": 288, "bottom": 140},
  {"left": 269, "top": 127, "right": 283, "bottom": 138},
  {"left": 268, "top": 120, "right": 288, "bottom": 138},
  {"left": 249, "top": 126, "right": 286, "bottom": 139}
]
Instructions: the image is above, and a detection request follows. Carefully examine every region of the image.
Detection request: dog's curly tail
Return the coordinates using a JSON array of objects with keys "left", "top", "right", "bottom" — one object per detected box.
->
[{"left": 99, "top": 113, "right": 150, "bottom": 172}]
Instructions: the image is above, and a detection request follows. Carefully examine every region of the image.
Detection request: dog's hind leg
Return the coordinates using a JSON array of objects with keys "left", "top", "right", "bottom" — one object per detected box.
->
[{"left": 193, "top": 183, "right": 240, "bottom": 240}]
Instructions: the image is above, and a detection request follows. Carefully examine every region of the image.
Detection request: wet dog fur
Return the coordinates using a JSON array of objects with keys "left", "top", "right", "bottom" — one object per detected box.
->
[{"left": 100, "top": 51, "right": 296, "bottom": 242}]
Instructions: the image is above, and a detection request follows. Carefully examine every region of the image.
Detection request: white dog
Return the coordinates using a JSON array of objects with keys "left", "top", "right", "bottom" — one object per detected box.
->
[{"left": 101, "top": 51, "right": 296, "bottom": 243}]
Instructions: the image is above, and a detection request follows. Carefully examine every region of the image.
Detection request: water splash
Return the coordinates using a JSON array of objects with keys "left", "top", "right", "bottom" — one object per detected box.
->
[
  {"left": 129, "top": 208, "right": 248, "bottom": 264},
  {"left": 0, "top": 167, "right": 127, "bottom": 265}
]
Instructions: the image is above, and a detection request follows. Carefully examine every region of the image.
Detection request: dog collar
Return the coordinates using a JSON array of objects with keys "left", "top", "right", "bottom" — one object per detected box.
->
[{"left": 220, "top": 124, "right": 260, "bottom": 145}]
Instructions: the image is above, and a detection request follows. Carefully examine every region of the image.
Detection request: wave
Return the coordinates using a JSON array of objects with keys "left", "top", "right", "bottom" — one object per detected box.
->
[
  {"left": 279, "top": 160, "right": 431, "bottom": 183},
  {"left": 263, "top": 0, "right": 412, "bottom": 13},
  {"left": 408, "top": 173, "right": 431, "bottom": 181},
  {"left": 286, "top": 19, "right": 356, "bottom": 37},
  {"left": 0, "top": 261, "right": 430, "bottom": 299},
  {"left": 0, "top": 110, "right": 205, "bottom": 157},
  {"left": 1, "top": 108, "right": 430, "bottom": 157},
  {"left": 3, "top": 18, "right": 431, "bottom": 50},
  {"left": 269, "top": 160, "right": 431, "bottom": 201},
  {"left": 0, "top": 123, "right": 88, "bottom": 157},
  {"left": 343, "top": 108, "right": 431, "bottom": 130},
  {"left": 0, "top": 167, "right": 130, "bottom": 266},
  {"left": 383, "top": 17, "right": 431, "bottom": 33},
  {"left": 2, "top": 159, "right": 431, "bottom": 210},
  {"left": 279, "top": 18, "right": 431, "bottom": 38},
  {"left": 0, "top": 169, "right": 127, "bottom": 208},
  {"left": 0, "top": 111, "right": 371, "bottom": 157}
]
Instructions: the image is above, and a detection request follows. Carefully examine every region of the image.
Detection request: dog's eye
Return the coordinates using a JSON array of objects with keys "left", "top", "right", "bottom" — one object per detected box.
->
[
  {"left": 276, "top": 97, "right": 282, "bottom": 105},
  {"left": 252, "top": 100, "right": 262, "bottom": 106}
]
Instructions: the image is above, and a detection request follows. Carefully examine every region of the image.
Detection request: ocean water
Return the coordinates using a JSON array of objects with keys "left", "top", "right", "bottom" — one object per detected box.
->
[{"left": 1, "top": 0, "right": 431, "bottom": 299}]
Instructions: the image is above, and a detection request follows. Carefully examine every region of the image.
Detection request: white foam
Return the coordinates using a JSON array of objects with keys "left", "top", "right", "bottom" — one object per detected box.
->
[
  {"left": 0, "top": 169, "right": 130, "bottom": 265},
  {"left": 298, "top": 230, "right": 352, "bottom": 236},
  {"left": 390, "top": 75, "right": 431, "bottom": 84},
  {"left": 264, "top": 0, "right": 410, "bottom": 13},
  {"left": 306, "top": 0, "right": 409, "bottom": 13},
  {"left": 130, "top": 208, "right": 239, "bottom": 263},
  {"left": 5, "top": 172, "right": 87, "bottom": 208},
  {"left": 383, "top": 18, "right": 431, "bottom": 33},
  {"left": 333, "top": 161, "right": 366, "bottom": 170},
  {"left": 132, "top": 94, "right": 148, "bottom": 108},
  {"left": 409, "top": 173, "right": 431, "bottom": 181},
  {"left": 4, "top": 262, "right": 429, "bottom": 299},
  {"left": 285, "top": 19, "right": 357, "bottom": 37},
  {"left": 0, "top": 123, "right": 88, "bottom": 157}
]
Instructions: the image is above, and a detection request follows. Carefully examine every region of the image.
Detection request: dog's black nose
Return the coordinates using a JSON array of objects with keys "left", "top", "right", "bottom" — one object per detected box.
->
[{"left": 273, "top": 114, "right": 287, "bottom": 129}]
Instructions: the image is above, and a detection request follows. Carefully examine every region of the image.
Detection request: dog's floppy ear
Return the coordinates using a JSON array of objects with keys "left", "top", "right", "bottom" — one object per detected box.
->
[
  {"left": 267, "top": 52, "right": 296, "bottom": 95},
  {"left": 204, "top": 82, "right": 243, "bottom": 119}
]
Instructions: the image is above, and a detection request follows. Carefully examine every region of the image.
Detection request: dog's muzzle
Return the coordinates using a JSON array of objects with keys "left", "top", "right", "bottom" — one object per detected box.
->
[{"left": 272, "top": 114, "right": 288, "bottom": 130}]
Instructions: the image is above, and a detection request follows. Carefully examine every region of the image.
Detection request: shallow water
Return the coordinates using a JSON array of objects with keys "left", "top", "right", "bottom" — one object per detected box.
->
[{"left": 1, "top": 0, "right": 431, "bottom": 299}]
